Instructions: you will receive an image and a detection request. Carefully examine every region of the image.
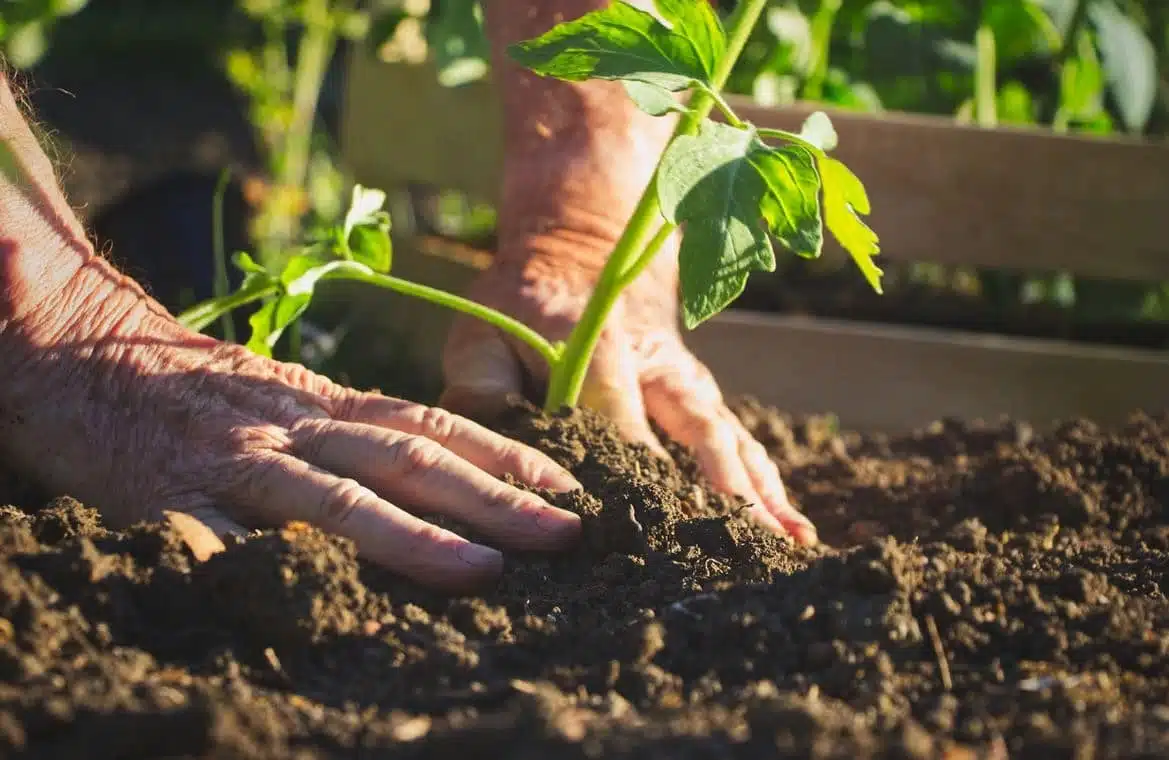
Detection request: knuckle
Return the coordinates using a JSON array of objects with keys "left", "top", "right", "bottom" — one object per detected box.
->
[
  {"left": 318, "top": 477, "right": 372, "bottom": 525},
  {"left": 387, "top": 436, "right": 446, "bottom": 481},
  {"left": 289, "top": 417, "right": 332, "bottom": 462},
  {"left": 414, "top": 405, "right": 459, "bottom": 446}
]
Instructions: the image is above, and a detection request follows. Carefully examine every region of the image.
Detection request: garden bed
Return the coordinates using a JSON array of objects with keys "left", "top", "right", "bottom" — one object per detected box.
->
[{"left": 1, "top": 398, "right": 1167, "bottom": 758}]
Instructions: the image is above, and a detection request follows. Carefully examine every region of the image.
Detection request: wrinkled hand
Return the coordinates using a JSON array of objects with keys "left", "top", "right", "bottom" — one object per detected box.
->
[
  {"left": 441, "top": 239, "right": 818, "bottom": 546},
  {"left": 5, "top": 302, "right": 582, "bottom": 592}
]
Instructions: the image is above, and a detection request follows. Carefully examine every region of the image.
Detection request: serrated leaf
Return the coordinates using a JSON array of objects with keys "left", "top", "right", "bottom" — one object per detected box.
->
[
  {"left": 798, "top": 111, "right": 838, "bottom": 152},
  {"left": 507, "top": 0, "right": 717, "bottom": 91},
  {"left": 754, "top": 145, "right": 824, "bottom": 259},
  {"left": 659, "top": 120, "right": 823, "bottom": 329},
  {"left": 1089, "top": 0, "right": 1156, "bottom": 133},
  {"left": 623, "top": 80, "right": 689, "bottom": 116},
  {"left": 819, "top": 157, "right": 882, "bottom": 292}
]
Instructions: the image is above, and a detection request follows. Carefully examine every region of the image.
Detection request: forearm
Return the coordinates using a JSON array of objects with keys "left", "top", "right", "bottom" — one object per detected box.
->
[
  {"left": 484, "top": 1, "right": 679, "bottom": 274},
  {"left": 0, "top": 76, "right": 171, "bottom": 399}
]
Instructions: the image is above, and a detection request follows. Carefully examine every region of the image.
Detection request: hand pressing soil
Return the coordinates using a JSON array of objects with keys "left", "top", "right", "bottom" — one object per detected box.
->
[{"left": 0, "top": 400, "right": 1166, "bottom": 759}]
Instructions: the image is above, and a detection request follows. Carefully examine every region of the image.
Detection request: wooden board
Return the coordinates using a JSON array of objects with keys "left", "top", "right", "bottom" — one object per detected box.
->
[
  {"left": 684, "top": 311, "right": 1169, "bottom": 432},
  {"left": 337, "top": 239, "right": 1169, "bottom": 433},
  {"left": 341, "top": 53, "right": 1169, "bottom": 282}
]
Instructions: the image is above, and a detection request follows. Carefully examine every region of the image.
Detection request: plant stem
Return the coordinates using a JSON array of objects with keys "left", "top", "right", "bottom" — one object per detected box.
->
[
  {"left": 974, "top": 24, "right": 998, "bottom": 129},
  {"left": 802, "top": 0, "right": 841, "bottom": 102},
  {"left": 178, "top": 284, "right": 279, "bottom": 332},
  {"left": 268, "top": 0, "right": 338, "bottom": 251},
  {"left": 543, "top": 0, "right": 771, "bottom": 412},
  {"left": 211, "top": 167, "right": 236, "bottom": 342},
  {"left": 618, "top": 223, "right": 676, "bottom": 287},
  {"left": 341, "top": 271, "right": 562, "bottom": 368}
]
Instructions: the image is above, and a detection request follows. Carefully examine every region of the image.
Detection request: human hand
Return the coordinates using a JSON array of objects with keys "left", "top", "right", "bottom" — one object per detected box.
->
[
  {"left": 440, "top": 236, "right": 818, "bottom": 546},
  {"left": 2, "top": 276, "right": 583, "bottom": 592}
]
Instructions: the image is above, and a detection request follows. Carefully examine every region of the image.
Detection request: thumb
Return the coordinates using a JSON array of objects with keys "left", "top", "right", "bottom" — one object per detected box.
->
[
  {"left": 440, "top": 318, "right": 527, "bottom": 422},
  {"left": 578, "top": 340, "right": 669, "bottom": 459}
]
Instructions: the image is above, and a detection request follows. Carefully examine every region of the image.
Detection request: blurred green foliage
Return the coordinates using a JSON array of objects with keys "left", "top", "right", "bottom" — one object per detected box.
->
[{"left": 0, "top": 0, "right": 89, "bottom": 67}]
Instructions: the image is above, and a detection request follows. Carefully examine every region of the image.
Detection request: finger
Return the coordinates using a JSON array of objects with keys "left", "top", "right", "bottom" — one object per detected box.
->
[
  {"left": 643, "top": 355, "right": 815, "bottom": 544},
  {"left": 579, "top": 339, "right": 668, "bottom": 458},
  {"left": 440, "top": 319, "right": 525, "bottom": 422},
  {"left": 342, "top": 396, "right": 581, "bottom": 493},
  {"left": 291, "top": 420, "right": 581, "bottom": 551},
  {"left": 235, "top": 451, "right": 505, "bottom": 592},
  {"left": 725, "top": 408, "right": 818, "bottom": 545}
]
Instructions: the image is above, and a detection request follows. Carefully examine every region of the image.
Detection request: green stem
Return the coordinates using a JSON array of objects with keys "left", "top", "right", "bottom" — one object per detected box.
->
[
  {"left": 543, "top": 0, "right": 771, "bottom": 412},
  {"left": 974, "top": 23, "right": 997, "bottom": 129},
  {"left": 618, "top": 223, "right": 676, "bottom": 288},
  {"left": 211, "top": 167, "right": 236, "bottom": 343},
  {"left": 340, "top": 271, "right": 562, "bottom": 368},
  {"left": 268, "top": 0, "right": 338, "bottom": 249},
  {"left": 177, "top": 284, "right": 279, "bottom": 332},
  {"left": 802, "top": 0, "right": 841, "bottom": 102},
  {"left": 701, "top": 84, "right": 745, "bottom": 127}
]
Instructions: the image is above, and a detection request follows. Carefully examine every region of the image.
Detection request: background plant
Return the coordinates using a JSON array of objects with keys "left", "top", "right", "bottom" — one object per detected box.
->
[
  {"left": 0, "top": 0, "right": 89, "bottom": 68},
  {"left": 178, "top": 0, "right": 883, "bottom": 417}
]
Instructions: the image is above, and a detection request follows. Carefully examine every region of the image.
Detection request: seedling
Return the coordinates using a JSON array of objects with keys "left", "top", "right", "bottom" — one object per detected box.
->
[{"left": 178, "top": 0, "right": 882, "bottom": 413}]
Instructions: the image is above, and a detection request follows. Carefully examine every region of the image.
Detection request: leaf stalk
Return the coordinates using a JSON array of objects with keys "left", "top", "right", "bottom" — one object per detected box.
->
[{"left": 543, "top": 0, "right": 771, "bottom": 411}]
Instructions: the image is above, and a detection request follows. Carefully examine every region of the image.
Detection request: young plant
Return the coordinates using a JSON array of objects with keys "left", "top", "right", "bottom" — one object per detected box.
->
[{"left": 179, "top": 0, "right": 882, "bottom": 415}]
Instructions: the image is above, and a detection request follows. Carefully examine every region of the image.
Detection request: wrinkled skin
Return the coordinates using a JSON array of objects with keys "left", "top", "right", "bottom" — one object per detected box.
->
[
  {"left": 442, "top": 238, "right": 815, "bottom": 545},
  {"left": 441, "top": 1, "right": 817, "bottom": 545},
  {"left": 0, "top": 75, "right": 581, "bottom": 594},
  {"left": 0, "top": 0, "right": 816, "bottom": 600}
]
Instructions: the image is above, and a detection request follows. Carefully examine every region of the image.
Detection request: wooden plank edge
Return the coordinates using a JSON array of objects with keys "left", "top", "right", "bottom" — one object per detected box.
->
[
  {"left": 684, "top": 311, "right": 1169, "bottom": 433},
  {"left": 340, "top": 56, "right": 1169, "bottom": 282}
]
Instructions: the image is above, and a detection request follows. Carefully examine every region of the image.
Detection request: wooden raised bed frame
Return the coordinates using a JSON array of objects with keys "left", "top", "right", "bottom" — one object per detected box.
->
[{"left": 339, "top": 53, "right": 1169, "bottom": 433}]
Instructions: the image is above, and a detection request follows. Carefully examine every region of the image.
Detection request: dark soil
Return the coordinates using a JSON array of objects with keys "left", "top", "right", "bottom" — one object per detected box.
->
[{"left": 1, "top": 399, "right": 1167, "bottom": 759}]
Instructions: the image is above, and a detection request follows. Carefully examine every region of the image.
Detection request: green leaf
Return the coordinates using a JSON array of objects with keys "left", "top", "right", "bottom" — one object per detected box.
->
[
  {"left": 1089, "top": 0, "right": 1156, "bottom": 133},
  {"left": 175, "top": 276, "right": 276, "bottom": 332},
  {"left": 1059, "top": 31, "right": 1105, "bottom": 118},
  {"left": 246, "top": 294, "right": 311, "bottom": 358},
  {"left": 506, "top": 0, "right": 721, "bottom": 91},
  {"left": 754, "top": 145, "right": 824, "bottom": 260},
  {"left": 819, "top": 157, "right": 882, "bottom": 292},
  {"left": 342, "top": 184, "right": 390, "bottom": 240},
  {"left": 658, "top": 120, "right": 823, "bottom": 329},
  {"left": 347, "top": 224, "right": 393, "bottom": 272},
  {"left": 653, "top": 0, "right": 726, "bottom": 76},
  {"left": 798, "top": 111, "right": 838, "bottom": 152},
  {"left": 622, "top": 80, "right": 690, "bottom": 116},
  {"left": 233, "top": 251, "right": 268, "bottom": 275}
]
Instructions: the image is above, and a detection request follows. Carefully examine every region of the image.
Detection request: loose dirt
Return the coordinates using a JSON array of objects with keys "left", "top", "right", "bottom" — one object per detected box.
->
[{"left": 1, "top": 400, "right": 1166, "bottom": 758}]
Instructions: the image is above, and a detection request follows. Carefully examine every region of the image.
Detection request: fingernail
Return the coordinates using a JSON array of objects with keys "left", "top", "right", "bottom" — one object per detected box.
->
[
  {"left": 535, "top": 507, "right": 581, "bottom": 536},
  {"left": 456, "top": 542, "right": 503, "bottom": 569},
  {"left": 792, "top": 522, "right": 819, "bottom": 547},
  {"left": 549, "top": 469, "right": 583, "bottom": 492}
]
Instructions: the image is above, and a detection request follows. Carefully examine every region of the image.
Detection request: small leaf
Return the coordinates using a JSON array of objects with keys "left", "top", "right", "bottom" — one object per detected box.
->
[
  {"left": 507, "top": 0, "right": 716, "bottom": 91},
  {"left": 623, "top": 80, "right": 689, "bottom": 116},
  {"left": 342, "top": 184, "right": 389, "bottom": 240},
  {"left": 347, "top": 224, "right": 393, "bottom": 272},
  {"left": 233, "top": 251, "right": 268, "bottom": 275},
  {"left": 1089, "top": 0, "right": 1156, "bottom": 133},
  {"left": 659, "top": 120, "right": 823, "bottom": 329},
  {"left": 245, "top": 294, "right": 311, "bottom": 357},
  {"left": 819, "top": 157, "right": 882, "bottom": 292},
  {"left": 798, "top": 111, "right": 838, "bottom": 152}
]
